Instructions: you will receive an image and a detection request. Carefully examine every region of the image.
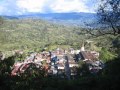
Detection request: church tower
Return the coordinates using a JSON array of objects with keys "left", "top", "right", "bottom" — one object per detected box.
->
[{"left": 81, "top": 42, "right": 85, "bottom": 51}]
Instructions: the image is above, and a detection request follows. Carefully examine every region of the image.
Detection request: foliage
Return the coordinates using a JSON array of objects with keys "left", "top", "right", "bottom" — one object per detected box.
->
[
  {"left": 97, "top": 0, "right": 120, "bottom": 35},
  {"left": 0, "top": 18, "right": 86, "bottom": 52},
  {"left": 112, "top": 36, "right": 120, "bottom": 56},
  {"left": 14, "top": 52, "right": 27, "bottom": 61},
  {"left": 0, "top": 56, "right": 46, "bottom": 90},
  {"left": 99, "top": 47, "right": 116, "bottom": 62},
  {"left": 0, "top": 56, "right": 15, "bottom": 75}
]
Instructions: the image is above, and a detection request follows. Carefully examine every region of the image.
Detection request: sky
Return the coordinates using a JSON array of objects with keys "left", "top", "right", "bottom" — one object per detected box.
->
[{"left": 0, "top": 0, "right": 98, "bottom": 15}]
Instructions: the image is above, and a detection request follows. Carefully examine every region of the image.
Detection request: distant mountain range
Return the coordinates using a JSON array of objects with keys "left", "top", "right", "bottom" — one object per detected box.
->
[{"left": 3, "top": 12, "right": 97, "bottom": 27}]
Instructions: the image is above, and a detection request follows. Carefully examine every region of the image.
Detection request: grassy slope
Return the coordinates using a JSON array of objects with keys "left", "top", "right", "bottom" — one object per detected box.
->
[{"left": 0, "top": 18, "right": 85, "bottom": 52}]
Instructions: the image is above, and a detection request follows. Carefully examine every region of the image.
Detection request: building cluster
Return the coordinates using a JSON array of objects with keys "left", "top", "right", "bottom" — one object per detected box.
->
[{"left": 11, "top": 44, "right": 104, "bottom": 78}]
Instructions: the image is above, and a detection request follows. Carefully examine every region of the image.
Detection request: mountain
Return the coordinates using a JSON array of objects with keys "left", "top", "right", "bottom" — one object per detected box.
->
[{"left": 3, "top": 12, "right": 97, "bottom": 27}]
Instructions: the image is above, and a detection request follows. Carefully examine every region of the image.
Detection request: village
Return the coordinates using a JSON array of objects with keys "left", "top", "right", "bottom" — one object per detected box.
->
[{"left": 10, "top": 42, "right": 104, "bottom": 79}]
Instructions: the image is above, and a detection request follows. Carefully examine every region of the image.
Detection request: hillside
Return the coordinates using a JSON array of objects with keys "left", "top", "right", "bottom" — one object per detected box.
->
[
  {"left": 0, "top": 18, "right": 87, "bottom": 51},
  {"left": 0, "top": 17, "right": 117, "bottom": 57},
  {"left": 3, "top": 12, "right": 97, "bottom": 27}
]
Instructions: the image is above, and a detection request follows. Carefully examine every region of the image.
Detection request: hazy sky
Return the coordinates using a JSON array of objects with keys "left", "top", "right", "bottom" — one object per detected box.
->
[{"left": 0, "top": 0, "right": 98, "bottom": 15}]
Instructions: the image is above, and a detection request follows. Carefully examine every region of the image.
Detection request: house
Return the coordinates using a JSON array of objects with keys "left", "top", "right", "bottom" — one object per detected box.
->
[
  {"left": 90, "top": 51, "right": 99, "bottom": 58},
  {"left": 69, "top": 61, "right": 79, "bottom": 68},
  {"left": 80, "top": 51, "right": 97, "bottom": 61},
  {"left": 86, "top": 60, "right": 104, "bottom": 74},
  {"left": 49, "top": 65, "right": 58, "bottom": 75},
  {"left": 11, "top": 62, "right": 23, "bottom": 76},
  {"left": 57, "top": 63, "right": 65, "bottom": 69},
  {"left": 69, "top": 48, "right": 75, "bottom": 54},
  {"left": 11, "top": 62, "right": 41, "bottom": 76},
  {"left": 55, "top": 48, "right": 65, "bottom": 55},
  {"left": 34, "top": 54, "right": 42, "bottom": 62}
]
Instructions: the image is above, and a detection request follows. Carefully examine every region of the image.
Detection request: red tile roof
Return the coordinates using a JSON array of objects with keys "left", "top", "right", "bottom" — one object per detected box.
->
[{"left": 81, "top": 51, "right": 97, "bottom": 61}]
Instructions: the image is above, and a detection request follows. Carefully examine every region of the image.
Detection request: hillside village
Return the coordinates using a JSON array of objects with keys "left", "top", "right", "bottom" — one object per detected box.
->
[
  {"left": 10, "top": 43, "right": 104, "bottom": 79},
  {"left": 0, "top": 0, "right": 119, "bottom": 89}
]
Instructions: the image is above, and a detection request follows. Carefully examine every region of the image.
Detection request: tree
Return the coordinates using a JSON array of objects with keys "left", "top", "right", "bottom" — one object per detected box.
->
[
  {"left": 99, "top": 47, "right": 115, "bottom": 62},
  {"left": 0, "top": 56, "right": 15, "bottom": 75},
  {"left": 85, "top": 0, "right": 120, "bottom": 36},
  {"left": 97, "top": 0, "right": 120, "bottom": 35}
]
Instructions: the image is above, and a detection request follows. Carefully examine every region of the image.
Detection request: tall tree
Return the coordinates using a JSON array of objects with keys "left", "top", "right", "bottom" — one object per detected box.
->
[{"left": 97, "top": 0, "right": 120, "bottom": 35}]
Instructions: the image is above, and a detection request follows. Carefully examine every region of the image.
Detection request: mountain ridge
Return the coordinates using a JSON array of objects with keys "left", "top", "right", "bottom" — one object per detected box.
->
[{"left": 2, "top": 12, "right": 97, "bottom": 27}]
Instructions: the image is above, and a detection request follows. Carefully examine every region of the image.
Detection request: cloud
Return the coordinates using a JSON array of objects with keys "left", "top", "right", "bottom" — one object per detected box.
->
[
  {"left": 0, "top": 6, "right": 4, "bottom": 11},
  {"left": 0, "top": 0, "right": 19, "bottom": 15},
  {"left": 50, "top": 0, "right": 91, "bottom": 13},
  {"left": 16, "top": 0, "right": 48, "bottom": 13},
  {"left": 17, "top": 0, "right": 96, "bottom": 13},
  {"left": 0, "top": 0, "right": 97, "bottom": 15}
]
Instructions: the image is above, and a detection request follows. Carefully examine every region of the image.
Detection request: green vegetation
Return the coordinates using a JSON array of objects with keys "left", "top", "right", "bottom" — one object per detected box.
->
[
  {"left": 0, "top": 18, "right": 86, "bottom": 52},
  {"left": 0, "top": 18, "right": 118, "bottom": 59},
  {"left": 99, "top": 47, "right": 116, "bottom": 62}
]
